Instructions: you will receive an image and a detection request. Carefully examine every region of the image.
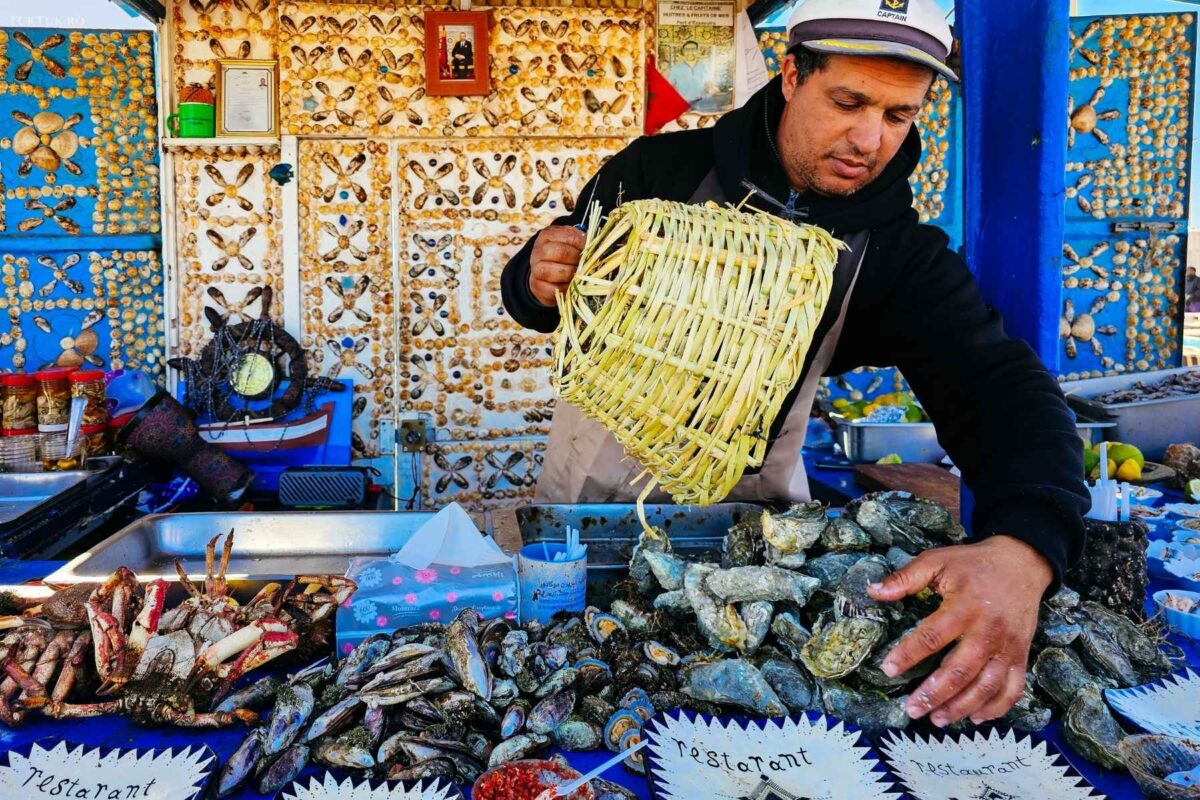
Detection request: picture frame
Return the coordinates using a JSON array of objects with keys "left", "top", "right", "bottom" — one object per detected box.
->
[
  {"left": 424, "top": 10, "right": 490, "bottom": 97},
  {"left": 216, "top": 58, "right": 279, "bottom": 137}
]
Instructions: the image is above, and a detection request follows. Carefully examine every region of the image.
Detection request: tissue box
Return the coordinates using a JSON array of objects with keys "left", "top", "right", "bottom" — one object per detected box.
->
[
  {"left": 336, "top": 557, "right": 518, "bottom": 653},
  {"left": 335, "top": 502, "right": 518, "bottom": 654}
]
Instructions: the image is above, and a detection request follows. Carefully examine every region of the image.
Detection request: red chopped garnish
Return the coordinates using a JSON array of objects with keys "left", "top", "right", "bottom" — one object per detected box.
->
[{"left": 474, "top": 761, "right": 585, "bottom": 800}]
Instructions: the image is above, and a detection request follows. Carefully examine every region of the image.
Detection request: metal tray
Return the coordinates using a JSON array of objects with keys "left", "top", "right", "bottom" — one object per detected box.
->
[
  {"left": 517, "top": 503, "right": 761, "bottom": 595},
  {"left": 0, "top": 472, "right": 89, "bottom": 526},
  {"left": 832, "top": 416, "right": 946, "bottom": 464},
  {"left": 1062, "top": 367, "right": 1200, "bottom": 460},
  {"left": 44, "top": 510, "right": 491, "bottom": 596}
]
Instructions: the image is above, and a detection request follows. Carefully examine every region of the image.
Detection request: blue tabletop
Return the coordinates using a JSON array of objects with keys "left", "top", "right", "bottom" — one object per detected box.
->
[{"left": 2, "top": 490, "right": 1197, "bottom": 799}]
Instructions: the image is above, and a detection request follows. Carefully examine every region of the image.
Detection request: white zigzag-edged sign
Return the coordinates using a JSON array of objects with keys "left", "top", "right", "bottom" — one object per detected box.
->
[
  {"left": 879, "top": 728, "right": 1105, "bottom": 800},
  {"left": 277, "top": 772, "right": 463, "bottom": 800},
  {"left": 644, "top": 711, "right": 899, "bottom": 800},
  {"left": 1105, "top": 669, "right": 1200, "bottom": 739},
  {"left": 0, "top": 739, "right": 216, "bottom": 800}
]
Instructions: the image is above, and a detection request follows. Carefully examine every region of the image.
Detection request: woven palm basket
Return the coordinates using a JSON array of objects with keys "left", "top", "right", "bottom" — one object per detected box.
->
[{"left": 553, "top": 198, "right": 843, "bottom": 507}]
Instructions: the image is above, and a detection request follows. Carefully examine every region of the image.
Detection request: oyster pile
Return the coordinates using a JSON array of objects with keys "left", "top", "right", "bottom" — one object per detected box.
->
[{"left": 620, "top": 492, "right": 1176, "bottom": 767}]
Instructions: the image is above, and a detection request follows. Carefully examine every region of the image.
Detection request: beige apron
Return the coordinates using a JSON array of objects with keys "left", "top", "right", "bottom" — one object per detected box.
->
[{"left": 535, "top": 170, "right": 870, "bottom": 504}]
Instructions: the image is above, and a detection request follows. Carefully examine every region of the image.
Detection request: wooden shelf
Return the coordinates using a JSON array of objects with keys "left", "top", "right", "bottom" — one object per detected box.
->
[{"left": 162, "top": 136, "right": 280, "bottom": 152}]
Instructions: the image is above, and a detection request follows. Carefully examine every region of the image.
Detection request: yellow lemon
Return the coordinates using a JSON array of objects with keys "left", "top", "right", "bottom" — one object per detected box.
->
[{"left": 1115, "top": 459, "right": 1142, "bottom": 482}]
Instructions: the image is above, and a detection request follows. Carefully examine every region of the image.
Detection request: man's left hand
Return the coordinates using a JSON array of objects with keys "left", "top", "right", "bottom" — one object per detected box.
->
[{"left": 866, "top": 535, "right": 1053, "bottom": 726}]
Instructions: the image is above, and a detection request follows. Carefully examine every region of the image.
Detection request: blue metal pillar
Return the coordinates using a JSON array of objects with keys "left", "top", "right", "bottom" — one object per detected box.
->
[
  {"left": 956, "top": 0, "right": 1070, "bottom": 368},
  {"left": 955, "top": 0, "right": 1071, "bottom": 530}
]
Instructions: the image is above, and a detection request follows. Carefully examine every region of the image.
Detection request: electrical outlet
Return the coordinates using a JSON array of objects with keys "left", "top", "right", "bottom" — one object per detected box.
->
[{"left": 400, "top": 419, "right": 427, "bottom": 452}]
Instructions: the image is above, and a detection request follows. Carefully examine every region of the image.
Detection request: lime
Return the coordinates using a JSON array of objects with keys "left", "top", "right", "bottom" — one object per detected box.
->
[
  {"left": 1083, "top": 449, "right": 1100, "bottom": 476},
  {"left": 1186, "top": 479, "right": 1200, "bottom": 502},
  {"left": 876, "top": 454, "right": 903, "bottom": 465},
  {"left": 1108, "top": 443, "right": 1145, "bottom": 470},
  {"left": 903, "top": 405, "right": 924, "bottom": 423}
]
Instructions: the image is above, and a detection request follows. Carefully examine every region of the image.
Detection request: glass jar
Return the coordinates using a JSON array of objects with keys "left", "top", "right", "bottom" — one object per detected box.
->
[
  {"left": 39, "top": 428, "right": 81, "bottom": 471},
  {"left": 34, "top": 369, "right": 71, "bottom": 428},
  {"left": 0, "top": 429, "right": 38, "bottom": 472},
  {"left": 1, "top": 373, "right": 37, "bottom": 432},
  {"left": 80, "top": 423, "right": 109, "bottom": 458},
  {"left": 69, "top": 370, "right": 109, "bottom": 428}
]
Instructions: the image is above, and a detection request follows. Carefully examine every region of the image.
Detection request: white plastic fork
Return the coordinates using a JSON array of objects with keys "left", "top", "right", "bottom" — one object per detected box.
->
[{"left": 532, "top": 738, "right": 649, "bottom": 800}]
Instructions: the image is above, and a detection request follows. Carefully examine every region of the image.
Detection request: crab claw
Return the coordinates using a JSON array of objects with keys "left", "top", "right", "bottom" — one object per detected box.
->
[
  {"left": 293, "top": 576, "right": 358, "bottom": 622},
  {"left": 186, "top": 618, "right": 297, "bottom": 703}
]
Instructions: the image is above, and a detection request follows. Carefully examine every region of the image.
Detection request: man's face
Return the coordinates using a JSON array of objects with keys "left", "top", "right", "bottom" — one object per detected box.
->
[
  {"left": 778, "top": 53, "right": 932, "bottom": 197},
  {"left": 681, "top": 44, "right": 699, "bottom": 65},
  {"left": 458, "top": 33, "right": 466, "bottom": 42}
]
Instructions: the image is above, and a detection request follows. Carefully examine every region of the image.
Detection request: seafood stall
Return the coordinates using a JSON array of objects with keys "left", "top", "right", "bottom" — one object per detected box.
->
[
  {"left": 4, "top": 0, "right": 1200, "bottom": 796},
  {"left": 1, "top": 481, "right": 1199, "bottom": 799}
]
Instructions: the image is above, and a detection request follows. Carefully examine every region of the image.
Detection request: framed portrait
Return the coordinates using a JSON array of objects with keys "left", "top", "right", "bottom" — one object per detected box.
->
[
  {"left": 216, "top": 59, "right": 279, "bottom": 137},
  {"left": 424, "top": 10, "right": 490, "bottom": 96},
  {"left": 656, "top": 0, "right": 736, "bottom": 114}
]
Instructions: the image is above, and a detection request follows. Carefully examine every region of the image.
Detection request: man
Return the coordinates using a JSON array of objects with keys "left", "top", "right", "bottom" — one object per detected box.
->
[
  {"left": 1186, "top": 265, "right": 1199, "bottom": 312},
  {"left": 451, "top": 31, "right": 474, "bottom": 80},
  {"left": 501, "top": 0, "right": 1088, "bottom": 727},
  {"left": 667, "top": 40, "right": 715, "bottom": 107}
]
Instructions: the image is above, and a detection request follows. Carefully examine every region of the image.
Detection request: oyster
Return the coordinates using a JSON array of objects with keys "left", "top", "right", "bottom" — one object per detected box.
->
[
  {"left": 857, "top": 626, "right": 936, "bottom": 691},
  {"left": 884, "top": 547, "right": 914, "bottom": 572},
  {"left": 499, "top": 700, "right": 527, "bottom": 738},
  {"left": 762, "top": 502, "right": 828, "bottom": 554},
  {"left": 653, "top": 590, "right": 690, "bottom": 613},
  {"left": 801, "top": 552, "right": 871, "bottom": 592},
  {"left": 758, "top": 657, "right": 818, "bottom": 713},
  {"left": 629, "top": 527, "right": 672, "bottom": 594},
  {"left": 770, "top": 613, "right": 812, "bottom": 662},
  {"left": 682, "top": 659, "right": 787, "bottom": 716},
  {"left": 821, "top": 516, "right": 872, "bottom": 552},
  {"left": 1076, "top": 612, "right": 1140, "bottom": 686},
  {"left": 644, "top": 551, "right": 687, "bottom": 591},
  {"left": 723, "top": 518, "right": 764, "bottom": 568},
  {"left": 1078, "top": 601, "right": 1173, "bottom": 679},
  {"left": 799, "top": 616, "right": 886, "bottom": 680},
  {"left": 1033, "top": 647, "right": 1102, "bottom": 709},
  {"left": 741, "top": 601, "right": 775, "bottom": 654},
  {"left": 1047, "top": 586, "right": 1081, "bottom": 609},
  {"left": 704, "top": 566, "right": 821, "bottom": 605},
  {"left": 819, "top": 680, "right": 909, "bottom": 734},
  {"left": 833, "top": 556, "right": 890, "bottom": 622},
  {"left": 850, "top": 497, "right": 895, "bottom": 548},
  {"left": 603, "top": 709, "right": 642, "bottom": 751},
  {"left": 683, "top": 563, "right": 746, "bottom": 650},
  {"left": 1063, "top": 686, "right": 1125, "bottom": 770},
  {"left": 998, "top": 690, "right": 1052, "bottom": 732}
]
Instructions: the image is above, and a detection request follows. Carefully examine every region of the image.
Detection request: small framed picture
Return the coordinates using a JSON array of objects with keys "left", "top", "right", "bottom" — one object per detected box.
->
[
  {"left": 216, "top": 59, "right": 279, "bottom": 137},
  {"left": 424, "top": 10, "right": 490, "bottom": 96}
]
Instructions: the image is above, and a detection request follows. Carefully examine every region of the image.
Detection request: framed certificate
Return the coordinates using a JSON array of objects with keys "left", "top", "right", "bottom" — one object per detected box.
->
[{"left": 216, "top": 59, "right": 278, "bottom": 137}]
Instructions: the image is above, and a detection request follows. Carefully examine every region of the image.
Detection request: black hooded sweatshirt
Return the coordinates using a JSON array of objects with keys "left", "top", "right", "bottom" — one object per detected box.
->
[{"left": 501, "top": 75, "right": 1089, "bottom": 584}]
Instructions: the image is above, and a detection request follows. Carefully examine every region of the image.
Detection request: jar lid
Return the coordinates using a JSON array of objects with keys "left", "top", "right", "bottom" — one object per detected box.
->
[
  {"left": 1, "top": 427, "right": 37, "bottom": 437},
  {"left": 70, "top": 369, "right": 106, "bottom": 382},
  {"left": 35, "top": 367, "right": 72, "bottom": 382},
  {"left": 0, "top": 373, "right": 35, "bottom": 387},
  {"left": 38, "top": 423, "right": 68, "bottom": 434}
]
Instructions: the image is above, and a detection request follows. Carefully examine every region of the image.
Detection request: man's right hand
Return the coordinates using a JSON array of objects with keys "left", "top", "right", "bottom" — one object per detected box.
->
[{"left": 529, "top": 226, "right": 586, "bottom": 307}]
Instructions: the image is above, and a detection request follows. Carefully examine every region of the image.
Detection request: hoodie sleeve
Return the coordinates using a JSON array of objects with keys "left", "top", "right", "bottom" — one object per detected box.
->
[
  {"left": 500, "top": 141, "right": 647, "bottom": 333},
  {"left": 864, "top": 223, "right": 1088, "bottom": 587}
]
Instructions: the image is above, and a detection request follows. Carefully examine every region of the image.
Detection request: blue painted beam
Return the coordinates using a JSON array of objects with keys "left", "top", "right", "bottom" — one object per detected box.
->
[{"left": 957, "top": 0, "right": 1070, "bottom": 370}]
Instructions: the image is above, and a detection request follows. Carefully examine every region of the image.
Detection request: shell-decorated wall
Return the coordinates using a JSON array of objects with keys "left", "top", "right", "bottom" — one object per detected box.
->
[
  {"left": 1059, "top": 13, "right": 1195, "bottom": 380},
  {"left": 0, "top": 28, "right": 162, "bottom": 376},
  {"left": 163, "top": 3, "right": 970, "bottom": 507}
]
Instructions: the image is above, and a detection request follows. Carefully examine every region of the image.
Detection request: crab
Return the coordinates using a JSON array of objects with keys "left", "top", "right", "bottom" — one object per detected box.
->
[{"left": 1, "top": 532, "right": 356, "bottom": 728}]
